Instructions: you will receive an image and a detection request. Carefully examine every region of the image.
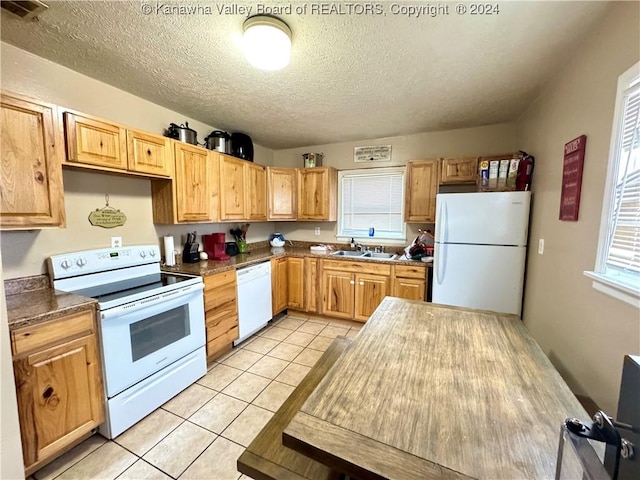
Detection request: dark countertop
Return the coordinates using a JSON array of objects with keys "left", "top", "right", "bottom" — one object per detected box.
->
[
  {"left": 6, "top": 278, "right": 97, "bottom": 331},
  {"left": 162, "top": 246, "right": 431, "bottom": 277}
]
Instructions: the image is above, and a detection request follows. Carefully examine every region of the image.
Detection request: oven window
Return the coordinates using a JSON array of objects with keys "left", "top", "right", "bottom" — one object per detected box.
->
[{"left": 129, "top": 305, "right": 190, "bottom": 362}]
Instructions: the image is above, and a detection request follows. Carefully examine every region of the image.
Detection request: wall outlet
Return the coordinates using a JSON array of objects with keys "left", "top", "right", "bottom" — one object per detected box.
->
[
  {"left": 538, "top": 238, "right": 544, "bottom": 255},
  {"left": 111, "top": 236, "right": 122, "bottom": 248},
  {"left": 314, "top": 227, "right": 320, "bottom": 236}
]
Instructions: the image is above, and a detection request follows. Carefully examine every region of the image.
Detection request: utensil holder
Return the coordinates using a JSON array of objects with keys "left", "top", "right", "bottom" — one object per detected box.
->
[{"left": 237, "top": 240, "right": 247, "bottom": 253}]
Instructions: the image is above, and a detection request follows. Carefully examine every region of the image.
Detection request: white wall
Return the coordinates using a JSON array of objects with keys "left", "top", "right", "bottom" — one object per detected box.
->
[
  {"left": 0, "top": 259, "right": 25, "bottom": 480},
  {"left": 0, "top": 43, "right": 275, "bottom": 279},
  {"left": 516, "top": 1, "right": 640, "bottom": 414},
  {"left": 273, "top": 123, "right": 517, "bottom": 244}
]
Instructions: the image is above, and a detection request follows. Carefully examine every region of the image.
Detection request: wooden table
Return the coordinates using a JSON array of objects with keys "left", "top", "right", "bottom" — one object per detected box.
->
[{"left": 283, "top": 298, "right": 588, "bottom": 480}]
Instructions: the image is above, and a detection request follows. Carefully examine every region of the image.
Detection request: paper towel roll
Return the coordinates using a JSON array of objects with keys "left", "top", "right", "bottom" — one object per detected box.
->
[{"left": 164, "top": 236, "right": 175, "bottom": 266}]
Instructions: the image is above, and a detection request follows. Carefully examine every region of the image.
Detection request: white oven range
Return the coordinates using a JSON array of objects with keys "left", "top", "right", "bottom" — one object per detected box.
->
[{"left": 48, "top": 245, "right": 206, "bottom": 439}]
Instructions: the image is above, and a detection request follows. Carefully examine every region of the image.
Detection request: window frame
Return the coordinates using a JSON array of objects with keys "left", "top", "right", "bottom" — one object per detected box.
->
[
  {"left": 584, "top": 61, "right": 640, "bottom": 307},
  {"left": 336, "top": 166, "right": 407, "bottom": 242}
]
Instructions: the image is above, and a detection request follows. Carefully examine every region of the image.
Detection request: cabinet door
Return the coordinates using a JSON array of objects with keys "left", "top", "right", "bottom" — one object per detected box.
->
[
  {"left": 64, "top": 112, "right": 127, "bottom": 169},
  {"left": 298, "top": 168, "right": 337, "bottom": 221},
  {"left": 244, "top": 163, "right": 267, "bottom": 221},
  {"left": 405, "top": 159, "right": 439, "bottom": 223},
  {"left": 14, "top": 334, "right": 104, "bottom": 472},
  {"left": 220, "top": 155, "right": 246, "bottom": 220},
  {"left": 440, "top": 157, "right": 478, "bottom": 184},
  {"left": 392, "top": 278, "right": 426, "bottom": 301},
  {"left": 354, "top": 274, "right": 390, "bottom": 322},
  {"left": 287, "top": 257, "right": 305, "bottom": 310},
  {"left": 204, "top": 271, "right": 238, "bottom": 359},
  {"left": 322, "top": 270, "right": 354, "bottom": 319},
  {"left": 271, "top": 258, "right": 288, "bottom": 315},
  {"left": 127, "top": 130, "right": 172, "bottom": 177},
  {"left": 268, "top": 167, "right": 297, "bottom": 220},
  {"left": 1, "top": 93, "right": 65, "bottom": 229},
  {"left": 174, "top": 143, "right": 213, "bottom": 222},
  {"left": 305, "top": 258, "right": 319, "bottom": 313}
]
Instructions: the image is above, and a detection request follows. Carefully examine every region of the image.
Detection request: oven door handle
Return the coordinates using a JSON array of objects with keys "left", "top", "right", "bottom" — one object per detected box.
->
[{"left": 100, "top": 282, "right": 203, "bottom": 321}]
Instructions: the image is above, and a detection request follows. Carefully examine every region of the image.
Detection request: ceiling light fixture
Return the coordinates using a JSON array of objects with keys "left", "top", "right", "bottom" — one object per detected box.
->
[{"left": 242, "top": 15, "right": 292, "bottom": 71}]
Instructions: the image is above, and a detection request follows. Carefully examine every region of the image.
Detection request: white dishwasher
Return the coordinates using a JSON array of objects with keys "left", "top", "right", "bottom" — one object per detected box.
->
[{"left": 235, "top": 261, "right": 273, "bottom": 345}]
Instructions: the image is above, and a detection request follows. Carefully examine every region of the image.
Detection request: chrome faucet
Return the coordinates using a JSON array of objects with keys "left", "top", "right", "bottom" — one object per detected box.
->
[{"left": 374, "top": 245, "right": 385, "bottom": 253}]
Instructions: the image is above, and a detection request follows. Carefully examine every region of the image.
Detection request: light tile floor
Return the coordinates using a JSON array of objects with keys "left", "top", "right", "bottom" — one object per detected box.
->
[{"left": 32, "top": 313, "right": 362, "bottom": 480}]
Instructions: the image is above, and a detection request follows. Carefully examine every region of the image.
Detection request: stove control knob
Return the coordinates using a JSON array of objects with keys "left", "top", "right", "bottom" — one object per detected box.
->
[
  {"left": 139, "top": 251, "right": 147, "bottom": 258},
  {"left": 61, "top": 259, "right": 72, "bottom": 269},
  {"left": 149, "top": 249, "right": 156, "bottom": 258},
  {"left": 76, "top": 258, "right": 87, "bottom": 267}
]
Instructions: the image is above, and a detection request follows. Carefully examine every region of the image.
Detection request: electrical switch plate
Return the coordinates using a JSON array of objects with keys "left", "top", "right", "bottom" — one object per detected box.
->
[
  {"left": 314, "top": 227, "right": 320, "bottom": 235},
  {"left": 111, "top": 237, "right": 122, "bottom": 248},
  {"left": 538, "top": 238, "right": 544, "bottom": 255}
]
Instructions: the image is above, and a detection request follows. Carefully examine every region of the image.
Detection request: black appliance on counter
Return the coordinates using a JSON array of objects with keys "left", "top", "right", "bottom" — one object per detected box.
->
[
  {"left": 225, "top": 242, "right": 239, "bottom": 256},
  {"left": 231, "top": 132, "right": 254, "bottom": 162},
  {"left": 182, "top": 232, "right": 200, "bottom": 263}
]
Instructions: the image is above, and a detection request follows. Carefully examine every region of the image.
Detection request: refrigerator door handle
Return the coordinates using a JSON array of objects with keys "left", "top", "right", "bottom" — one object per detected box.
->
[{"left": 436, "top": 241, "right": 446, "bottom": 285}]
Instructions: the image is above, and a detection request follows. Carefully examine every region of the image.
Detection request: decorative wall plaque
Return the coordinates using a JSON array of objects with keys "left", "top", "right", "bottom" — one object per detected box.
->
[
  {"left": 559, "top": 135, "right": 587, "bottom": 221},
  {"left": 354, "top": 145, "right": 392, "bottom": 163},
  {"left": 89, "top": 194, "right": 127, "bottom": 228}
]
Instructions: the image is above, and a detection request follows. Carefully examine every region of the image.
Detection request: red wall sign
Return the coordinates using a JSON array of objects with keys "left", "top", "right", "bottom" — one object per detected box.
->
[{"left": 559, "top": 135, "right": 587, "bottom": 221}]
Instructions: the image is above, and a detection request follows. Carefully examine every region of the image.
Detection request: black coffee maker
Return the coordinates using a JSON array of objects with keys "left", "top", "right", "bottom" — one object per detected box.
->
[{"left": 182, "top": 232, "right": 200, "bottom": 263}]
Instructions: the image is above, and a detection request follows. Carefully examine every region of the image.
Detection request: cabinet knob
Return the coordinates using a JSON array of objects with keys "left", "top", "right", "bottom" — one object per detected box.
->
[
  {"left": 359, "top": 281, "right": 364, "bottom": 286},
  {"left": 349, "top": 280, "right": 355, "bottom": 285}
]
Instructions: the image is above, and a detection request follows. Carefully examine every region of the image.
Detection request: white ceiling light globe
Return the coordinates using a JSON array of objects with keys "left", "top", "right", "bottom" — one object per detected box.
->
[{"left": 243, "top": 16, "right": 291, "bottom": 71}]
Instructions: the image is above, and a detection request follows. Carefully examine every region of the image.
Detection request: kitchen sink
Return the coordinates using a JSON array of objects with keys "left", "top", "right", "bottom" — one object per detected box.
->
[
  {"left": 331, "top": 250, "right": 367, "bottom": 257},
  {"left": 331, "top": 250, "right": 398, "bottom": 261},
  {"left": 362, "top": 252, "right": 398, "bottom": 260}
]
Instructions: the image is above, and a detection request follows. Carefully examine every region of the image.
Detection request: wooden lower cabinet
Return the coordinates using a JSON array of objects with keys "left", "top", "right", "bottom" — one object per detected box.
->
[
  {"left": 287, "top": 257, "right": 304, "bottom": 310},
  {"left": 322, "top": 270, "right": 354, "bottom": 320},
  {"left": 305, "top": 258, "right": 319, "bottom": 313},
  {"left": 204, "top": 270, "right": 238, "bottom": 360},
  {"left": 391, "top": 265, "right": 427, "bottom": 301},
  {"left": 271, "top": 258, "right": 288, "bottom": 315},
  {"left": 354, "top": 274, "right": 390, "bottom": 321},
  {"left": 11, "top": 308, "right": 104, "bottom": 476}
]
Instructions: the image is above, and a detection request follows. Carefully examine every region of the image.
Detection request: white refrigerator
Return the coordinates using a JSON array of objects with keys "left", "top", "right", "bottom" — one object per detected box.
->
[{"left": 432, "top": 191, "right": 531, "bottom": 316}]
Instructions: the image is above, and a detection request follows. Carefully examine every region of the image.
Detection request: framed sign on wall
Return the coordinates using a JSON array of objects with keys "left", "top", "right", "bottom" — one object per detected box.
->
[{"left": 559, "top": 135, "right": 587, "bottom": 221}]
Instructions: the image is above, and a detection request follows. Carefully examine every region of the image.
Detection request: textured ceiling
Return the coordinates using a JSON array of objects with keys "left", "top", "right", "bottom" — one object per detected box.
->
[{"left": 0, "top": 1, "right": 611, "bottom": 149}]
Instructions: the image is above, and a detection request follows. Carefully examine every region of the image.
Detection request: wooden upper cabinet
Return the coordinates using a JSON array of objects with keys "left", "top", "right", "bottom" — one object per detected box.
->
[
  {"left": 267, "top": 167, "right": 297, "bottom": 220},
  {"left": 298, "top": 167, "right": 338, "bottom": 221},
  {"left": 404, "top": 159, "right": 439, "bottom": 223},
  {"left": 0, "top": 92, "right": 65, "bottom": 229},
  {"left": 64, "top": 112, "right": 127, "bottom": 169},
  {"left": 220, "top": 154, "right": 246, "bottom": 221},
  {"left": 244, "top": 162, "right": 267, "bottom": 221},
  {"left": 127, "top": 130, "right": 172, "bottom": 177},
  {"left": 440, "top": 157, "right": 478, "bottom": 184},
  {"left": 174, "top": 143, "right": 217, "bottom": 222}
]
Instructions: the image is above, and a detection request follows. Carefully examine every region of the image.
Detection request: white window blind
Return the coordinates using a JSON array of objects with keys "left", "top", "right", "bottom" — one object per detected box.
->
[
  {"left": 586, "top": 63, "right": 640, "bottom": 305},
  {"left": 606, "top": 83, "right": 640, "bottom": 279},
  {"left": 338, "top": 168, "right": 406, "bottom": 240}
]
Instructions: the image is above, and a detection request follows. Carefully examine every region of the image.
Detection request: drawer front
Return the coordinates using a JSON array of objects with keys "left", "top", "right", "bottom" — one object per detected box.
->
[
  {"left": 11, "top": 309, "right": 95, "bottom": 356},
  {"left": 204, "top": 270, "right": 236, "bottom": 290},
  {"left": 394, "top": 265, "right": 427, "bottom": 279},
  {"left": 205, "top": 295, "right": 238, "bottom": 327},
  {"left": 204, "top": 271, "right": 237, "bottom": 313},
  {"left": 207, "top": 325, "right": 239, "bottom": 358},
  {"left": 322, "top": 259, "right": 391, "bottom": 276}
]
